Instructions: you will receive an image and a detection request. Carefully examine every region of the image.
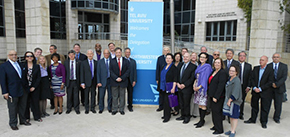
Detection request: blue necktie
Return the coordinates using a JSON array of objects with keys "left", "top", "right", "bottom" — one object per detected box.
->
[
  {"left": 90, "top": 60, "right": 93, "bottom": 79},
  {"left": 274, "top": 63, "right": 278, "bottom": 80},
  {"left": 227, "top": 60, "right": 231, "bottom": 69},
  {"left": 15, "top": 62, "right": 22, "bottom": 78},
  {"left": 180, "top": 64, "right": 186, "bottom": 81}
]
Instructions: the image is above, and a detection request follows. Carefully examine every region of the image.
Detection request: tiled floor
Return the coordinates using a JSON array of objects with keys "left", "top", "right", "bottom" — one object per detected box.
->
[{"left": 0, "top": 88, "right": 289, "bottom": 137}]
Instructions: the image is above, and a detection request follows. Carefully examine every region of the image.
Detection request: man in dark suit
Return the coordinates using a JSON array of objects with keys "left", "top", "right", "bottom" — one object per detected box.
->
[
  {"left": 124, "top": 47, "right": 137, "bottom": 112},
  {"left": 97, "top": 49, "right": 112, "bottom": 114},
  {"left": 244, "top": 56, "right": 274, "bottom": 129},
  {"left": 0, "top": 50, "right": 31, "bottom": 130},
  {"left": 80, "top": 49, "right": 98, "bottom": 114},
  {"left": 64, "top": 50, "right": 81, "bottom": 114},
  {"left": 110, "top": 47, "right": 130, "bottom": 115},
  {"left": 156, "top": 47, "right": 170, "bottom": 112},
  {"left": 175, "top": 53, "right": 197, "bottom": 124},
  {"left": 269, "top": 53, "right": 288, "bottom": 124},
  {"left": 73, "top": 43, "right": 88, "bottom": 106},
  {"left": 223, "top": 49, "right": 240, "bottom": 72},
  {"left": 238, "top": 51, "right": 252, "bottom": 120}
]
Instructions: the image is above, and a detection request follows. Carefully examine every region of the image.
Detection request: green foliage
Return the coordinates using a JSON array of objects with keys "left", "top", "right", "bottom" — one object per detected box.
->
[
  {"left": 280, "top": 0, "right": 290, "bottom": 33},
  {"left": 238, "top": 0, "right": 253, "bottom": 23}
]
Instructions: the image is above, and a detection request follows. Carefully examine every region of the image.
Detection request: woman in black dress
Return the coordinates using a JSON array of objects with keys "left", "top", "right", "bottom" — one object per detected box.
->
[
  {"left": 37, "top": 55, "right": 51, "bottom": 118},
  {"left": 23, "top": 51, "right": 42, "bottom": 122}
]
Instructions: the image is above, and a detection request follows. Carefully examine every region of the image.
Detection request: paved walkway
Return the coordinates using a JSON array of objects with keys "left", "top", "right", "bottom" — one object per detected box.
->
[{"left": 0, "top": 88, "right": 290, "bottom": 137}]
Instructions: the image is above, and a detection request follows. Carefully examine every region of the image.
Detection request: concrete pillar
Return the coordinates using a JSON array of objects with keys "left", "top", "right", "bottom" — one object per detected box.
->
[
  {"left": 4, "top": 0, "right": 16, "bottom": 53},
  {"left": 248, "top": 0, "right": 280, "bottom": 66},
  {"left": 25, "top": 0, "right": 50, "bottom": 55},
  {"left": 66, "top": 0, "right": 78, "bottom": 52}
]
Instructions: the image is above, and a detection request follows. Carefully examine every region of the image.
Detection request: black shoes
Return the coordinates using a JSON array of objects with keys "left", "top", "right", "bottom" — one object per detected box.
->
[
  {"left": 99, "top": 110, "right": 103, "bottom": 114},
  {"left": 274, "top": 119, "right": 280, "bottom": 124},
  {"left": 163, "top": 119, "right": 169, "bottom": 123},
  {"left": 210, "top": 127, "right": 215, "bottom": 131},
  {"left": 112, "top": 111, "right": 117, "bottom": 115},
  {"left": 262, "top": 124, "right": 267, "bottom": 129},
  {"left": 11, "top": 126, "right": 18, "bottom": 130},
  {"left": 156, "top": 108, "right": 163, "bottom": 112},
  {"left": 239, "top": 115, "right": 244, "bottom": 120},
  {"left": 20, "top": 121, "right": 31, "bottom": 126},
  {"left": 50, "top": 106, "right": 55, "bottom": 109},
  {"left": 212, "top": 131, "right": 223, "bottom": 135},
  {"left": 120, "top": 111, "right": 125, "bottom": 115},
  {"left": 244, "top": 119, "right": 256, "bottom": 124},
  {"left": 91, "top": 110, "right": 97, "bottom": 114},
  {"left": 76, "top": 110, "right": 80, "bottom": 114},
  {"left": 128, "top": 107, "right": 133, "bottom": 112},
  {"left": 176, "top": 116, "right": 185, "bottom": 121},
  {"left": 85, "top": 110, "right": 89, "bottom": 114},
  {"left": 66, "top": 110, "right": 71, "bottom": 114},
  {"left": 195, "top": 120, "right": 205, "bottom": 128},
  {"left": 108, "top": 110, "right": 112, "bottom": 113},
  {"left": 183, "top": 117, "right": 190, "bottom": 124}
]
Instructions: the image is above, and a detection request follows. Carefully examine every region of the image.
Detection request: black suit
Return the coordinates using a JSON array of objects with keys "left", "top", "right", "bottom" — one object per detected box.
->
[
  {"left": 208, "top": 69, "right": 227, "bottom": 133},
  {"left": 157, "top": 64, "right": 178, "bottom": 121},
  {"left": 208, "top": 54, "right": 214, "bottom": 66},
  {"left": 126, "top": 57, "right": 137, "bottom": 109},
  {"left": 80, "top": 59, "right": 98, "bottom": 111},
  {"left": 224, "top": 59, "right": 240, "bottom": 72},
  {"left": 64, "top": 59, "right": 81, "bottom": 112},
  {"left": 0, "top": 61, "right": 27, "bottom": 127},
  {"left": 239, "top": 62, "right": 252, "bottom": 117},
  {"left": 156, "top": 55, "right": 166, "bottom": 110},
  {"left": 177, "top": 62, "right": 196, "bottom": 119},
  {"left": 250, "top": 65, "right": 274, "bottom": 125},
  {"left": 268, "top": 62, "right": 288, "bottom": 121},
  {"left": 110, "top": 57, "right": 130, "bottom": 112},
  {"left": 76, "top": 52, "right": 87, "bottom": 105},
  {"left": 22, "top": 62, "right": 41, "bottom": 120}
]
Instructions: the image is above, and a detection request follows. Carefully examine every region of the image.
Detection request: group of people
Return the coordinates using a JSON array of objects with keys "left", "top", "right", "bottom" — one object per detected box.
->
[
  {"left": 0, "top": 43, "right": 137, "bottom": 130},
  {"left": 155, "top": 46, "right": 288, "bottom": 137}
]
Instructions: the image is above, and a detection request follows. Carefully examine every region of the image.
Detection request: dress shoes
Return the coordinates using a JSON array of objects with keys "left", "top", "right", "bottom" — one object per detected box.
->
[
  {"left": 99, "top": 110, "right": 103, "bottom": 114},
  {"left": 163, "top": 119, "right": 169, "bottom": 123},
  {"left": 76, "top": 110, "right": 80, "bottom": 114},
  {"left": 192, "top": 115, "right": 197, "bottom": 118},
  {"left": 213, "top": 131, "right": 223, "bottom": 135},
  {"left": 210, "top": 127, "right": 215, "bottom": 131},
  {"left": 53, "top": 111, "right": 58, "bottom": 115},
  {"left": 195, "top": 120, "right": 205, "bottom": 128},
  {"left": 161, "top": 116, "right": 164, "bottom": 119},
  {"left": 108, "top": 110, "right": 112, "bottom": 113},
  {"left": 183, "top": 118, "right": 190, "bottom": 124},
  {"left": 194, "top": 121, "right": 200, "bottom": 126},
  {"left": 59, "top": 111, "right": 63, "bottom": 115},
  {"left": 91, "top": 110, "right": 97, "bottom": 114},
  {"left": 128, "top": 107, "right": 133, "bottom": 112},
  {"left": 120, "top": 111, "right": 125, "bottom": 115},
  {"left": 20, "top": 121, "right": 31, "bottom": 126},
  {"left": 66, "top": 110, "right": 71, "bottom": 114},
  {"left": 239, "top": 115, "right": 244, "bottom": 120},
  {"left": 35, "top": 119, "right": 43, "bottom": 122},
  {"left": 85, "top": 110, "right": 89, "bottom": 114},
  {"left": 262, "top": 124, "right": 267, "bottom": 129},
  {"left": 274, "top": 119, "right": 280, "bottom": 124},
  {"left": 176, "top": 116, "right": 185, "bottom": 121},
  {"left": 112, "top": 111, "right": 117, "bottom": 115},
  {"left": 44, "top": 112, "right": 50, "bottom": 116},
  {"left": 244, "top": 119, "right": 256, "bottom": 124},
  {"left": 11, "top": 126, "right": 18, "bottom": 130},
  {"left": 41, "top": 114, "right": 46, "bottom": 118},
  {"left": 156, "top": 108, "right": 163, "bottom": 112}
]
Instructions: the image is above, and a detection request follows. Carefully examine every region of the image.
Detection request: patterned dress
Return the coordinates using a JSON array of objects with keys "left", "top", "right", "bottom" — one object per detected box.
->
[{"left": 51, "top": 65, "right": 65, "bottom": 97}]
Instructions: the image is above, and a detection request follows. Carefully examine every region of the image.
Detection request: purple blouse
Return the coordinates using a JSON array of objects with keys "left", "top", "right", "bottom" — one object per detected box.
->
[
  {"left": 39, "top": 65, "right": 48, "bottom": 77},
  {"left": 49, "top": 63, "right": 66, "bottom": 83}
]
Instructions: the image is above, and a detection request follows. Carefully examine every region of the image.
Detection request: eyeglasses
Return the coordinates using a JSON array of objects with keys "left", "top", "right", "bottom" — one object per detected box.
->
[
  {"left": 26, "top": 55, "right": 33, "bottom": 58},
  {"left": 213, "top": 54, "right": 220, "bottom": 56},
  {"left": 200, "top": 56, "right": 207, "bottom": 59}
]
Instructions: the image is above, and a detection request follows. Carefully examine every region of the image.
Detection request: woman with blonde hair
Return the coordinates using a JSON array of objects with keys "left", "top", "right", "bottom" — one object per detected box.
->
[{"left": 37, "top": 55, "right": 51, "bottom": 117}]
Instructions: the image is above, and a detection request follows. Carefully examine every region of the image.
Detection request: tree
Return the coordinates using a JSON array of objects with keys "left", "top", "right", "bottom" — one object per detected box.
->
[
  {"left": 238, "top": 0, "right": 253, "bottom": 36},
  {"left": 280, "top": 0, "right": 290, "bottom": 33}
]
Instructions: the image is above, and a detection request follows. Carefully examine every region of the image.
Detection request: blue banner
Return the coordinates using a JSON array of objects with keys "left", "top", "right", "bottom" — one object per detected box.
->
[{"left": 128, "top": 2, "right": 163, "bottom": 105}]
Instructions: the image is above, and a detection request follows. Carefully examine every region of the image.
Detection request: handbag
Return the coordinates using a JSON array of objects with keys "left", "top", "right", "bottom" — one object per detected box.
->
[
  {"left": 223, "top": 98, "right": 234, "bottom": 116},
  {"left": 166, "top": 82, "right": 178, "bottom": 93},
  {"left": 168, "top": 94, "right": 178, "bottom": 107}
]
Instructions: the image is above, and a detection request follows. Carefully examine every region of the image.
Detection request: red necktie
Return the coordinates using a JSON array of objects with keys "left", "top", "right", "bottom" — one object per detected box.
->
[{"left": 118, "top": 58, "right": 121, "bottom": 76}]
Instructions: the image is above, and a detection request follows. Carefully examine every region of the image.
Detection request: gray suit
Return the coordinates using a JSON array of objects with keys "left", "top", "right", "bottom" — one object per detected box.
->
[
  {"left": 97, "top": 58, "right": 112, "bottom": 111},
  {"left": 126, "top": 57, "right": 137, "bottom": 109}
]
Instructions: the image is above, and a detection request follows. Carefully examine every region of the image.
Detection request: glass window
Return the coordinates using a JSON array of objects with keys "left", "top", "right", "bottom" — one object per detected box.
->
[
  {"left": 181, "top": 25, "right": 189, "bottom": 35},
  {"left": 0, "top": 0, "right": 4, "bottom": 37},
  {"left": 14, "top": 0, "right": 25, "bottom": 38},
  {"left": 50, "top": 0, "right": 66, "bottom": 39},
  {"left": 183, "top": 0, "right": 190, "bottom": 11},
  {"left": 183, "top": 12, "right": 190, "bottom": 23},
  {"left": 206, "top": 20, "right": 237, "bottom": 42}
]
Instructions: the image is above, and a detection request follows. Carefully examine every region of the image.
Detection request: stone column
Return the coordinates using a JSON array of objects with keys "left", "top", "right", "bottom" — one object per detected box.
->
[
  {"left": 25, "top": 0, "right": 50, "bottom": 55},
  {"left": 66, "top": 0, "right": 78, "bottom": 52},
  {"left": 4, "top": 0, "right": 16, "bottom": 53},
  {"left": 248, "top": 0, "right": 280, "bottom": 66}
]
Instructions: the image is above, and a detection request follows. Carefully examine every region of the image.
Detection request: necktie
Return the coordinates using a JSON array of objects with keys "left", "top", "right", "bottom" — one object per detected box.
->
[
  {"left": 70, "top": 61, "right": 74, "bottom": 80},
  {"left": 15, "top": 62, "right": 22, "bottom": 78},
  {"left": 180, "top": 64, "right": 186, "bottom": 81},
  {"left": 90, "top": 60, "right": 93, "bottom": 79},
  {"left": 227, "top": 60, "right": 231, "bottom": 69},
  {"left": 106, "top": 59, "right": 110, "bottom": 78},
  {"left": 274, "top": 63, "right": 278, "bottom": 80},
  {"left": 118, "top": 58, "right": 121, "bottom": 76},
  {"left": 239, "top": 63, "right": 243, "bottom": 84}
]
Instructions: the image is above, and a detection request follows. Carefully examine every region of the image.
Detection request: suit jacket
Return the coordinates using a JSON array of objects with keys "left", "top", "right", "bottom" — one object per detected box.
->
[
  {"left": 45, "top": 53, "right": 66, "bottom": 66},
  {"left": 80, "top": 59, "right": 98, "bottom": 88},
  {"left": 110, "top": 57, "right": 130, "bottom": 87},
  {"left": 97, "top": 58, "right": 110, "bottom": 87},
  {"left": 93, "top": 51, "right": 104, "bottom": 61},
  {"left": 177, "top": 62, "right": 197, "bottom": 94},
  {"left": 208, "top": 69, "right": 227, "bottom": 100},
  {"left": 251, "top": 65, "right": 274, "bottom": 98},
  {"left": 241, "top": 62, "right": 252, "bottom": 91},
  {"left": 268, "top": 62, "right": 288, "bottom": 94},
  {"left": 76, "top": 52, "right": 87, "bottom": 61},
  {"left": 128, "top": 57, "right": 137, "bottom": 84},
  {"left": 64, "top": 59, "right": 81, "bottom": 88},
  {"left": 157, "top": 64, "right": 178, "bottom": 91},
  {"left": 156, "top": 55, "right": 166, "bottom": 81},
  {"left": 224, "top": 59, "right": 240, "bottom": 72},
  {"left": 208, "top": 54, "right": 214, "bottom": 66},
  {"left": 0, "top": 61, "right": 25, "bottom": 97},
  {"left": 22, "top": 62, "right": 41, "bottom": 92}
]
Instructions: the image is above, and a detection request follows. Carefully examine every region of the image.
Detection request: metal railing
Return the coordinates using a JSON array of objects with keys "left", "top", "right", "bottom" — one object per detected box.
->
[
  {"left": 76, "top": 32, "right": 128, "bottom": 40},
  {"left": 71, "top": 0, "right": 119, "bottom": 13}
]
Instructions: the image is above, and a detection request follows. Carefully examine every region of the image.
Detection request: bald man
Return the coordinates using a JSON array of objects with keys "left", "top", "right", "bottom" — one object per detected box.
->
[
  {"left": 244, "top": 56, "right": 274, "bottom": 129},
  {"left": 0, "top": 50, "right": 31, "bottom": 130}
]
